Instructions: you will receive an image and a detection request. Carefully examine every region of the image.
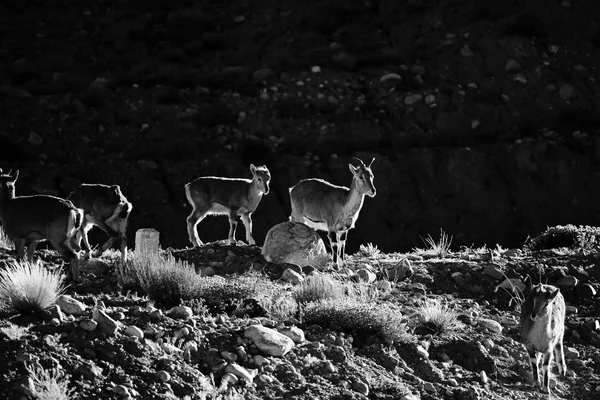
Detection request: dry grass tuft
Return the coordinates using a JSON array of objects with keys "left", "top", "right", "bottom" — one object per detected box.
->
[
  {"left": 0, "top": 260, "right": 65, "bottom": 314},
  {"left": 26, "top": 363, "right": 74, "bottom": 400},
  {"left": 415, "top": 298, "right": 462, "bottom": 335}
]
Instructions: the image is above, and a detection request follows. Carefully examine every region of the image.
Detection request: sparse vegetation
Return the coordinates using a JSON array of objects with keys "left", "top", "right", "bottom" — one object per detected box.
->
[
  {"left": 0, "top": 260, "right": 65, "bottom": 314},
  {"left": 0, "top": 322, "right": 31, "bottom": 340},
  {"left": 0, "top": 226, "right": 14, "bottom": 250},
  {"left": 25, "top": 363, "right": 74, "bottom": 400},
  {"left": 293, "top": 273, "right": 348, "bottom": 304},
  {"left": 116, "top": 252, "right": 203, "bottom": 307},
  {"left": 302, "top": 298, "right": 409, "bottom": 345},
  {"left": 414, "top": 229, "right": 453, "bottom": 259},
  {"left": 526, "top": 224, "right": 600, "bottom": 251},
  {"left": 359, "top": 242, "right": 382, "bottom": 258},
  {"left": 416, "top": 298, "right": 462, "bottom": 335}
]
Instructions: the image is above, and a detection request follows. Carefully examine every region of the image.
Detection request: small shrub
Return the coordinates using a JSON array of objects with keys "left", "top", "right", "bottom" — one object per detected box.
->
[
  {"left": 526, "top": 224, "right": 600, "bottom": 251},
  {"left": 358, "top": 242, "right": 382, "bottom": 258},
  {"left": 0, "top": 226, "right": 14, "bottom": 249},
  {"left": 25, "top": 363, "right": 74, "bottom": 400},
  {"left": 415, "top": 298, "right": 462, "bottom": 335},
  {"left": 116, "top": 252, "right": 202, "bottom": 307},
  {"left": 302, "top": 298, "right": 409, "bottom": 344},
  {"left": 260, "top": 291, "right": 298, "bottom": 322},
  {"left": 0, "top": 260, "right": 65, "bottom": 314},
  {"left": 414, "top": 229, "right": 453, "bottom": 259},
  {"left": 293, "top": 274, "right": 348, "bottom": 304}
]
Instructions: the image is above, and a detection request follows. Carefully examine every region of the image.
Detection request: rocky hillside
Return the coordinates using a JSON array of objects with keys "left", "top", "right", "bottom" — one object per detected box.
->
[
  {"left": 1, "top": 0, "right": 600, "bottom": 252},
  {"left": 0, "top": 225, "right": 599, "bottom": 400}
]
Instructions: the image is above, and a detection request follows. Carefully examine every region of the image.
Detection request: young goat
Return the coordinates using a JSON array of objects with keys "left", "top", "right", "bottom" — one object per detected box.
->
[
  {"left": 520, "top": 283, "right": 567, "bottom": 394},
  {"left": 0, "top": 169, "right": 83, "bottom": 281},
  {"left": 289, "top": 157, "right": 376, "bottom": 267},
  {"left": 68, "top": 183, "right": 132, "bottom": 261},
  {"left": 185, "top": 164, "right": 271, "bottom": 246}
]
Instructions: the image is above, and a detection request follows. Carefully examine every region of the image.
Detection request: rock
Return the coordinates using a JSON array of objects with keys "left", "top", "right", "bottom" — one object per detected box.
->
[
  {"left": 112, "top": 384, "right": 130, "bottom": 397},
  {"left": 461, "top": 45, "right": 474, "bottom": 57},
  {"left": 124, "top": 325, "right": 144, "bottom": 339},
  {"left": 480, "top": 370, "right": 489, "bottom": 384},
  {"left": 478, "top": 318, "right": 502, "bottom": 334},
  {"left": 375, "top": 280, "right": 392, "bottom": 291},
  {"left": 559, "top": 84, "right": 577, "bottom": 101},
  {"left": 356, "top": 268, "right": 376, "bottom": 283},
  {"left": 565, "top": 305, "right": 578, "bottom": 314},
  {"left": 497, "top": 278, "right": 526, "bottom": 292},
  {"left": 352, "top": 380, "right": 369, "bottom": 396},
  {"left": 252, "top": 68, "right": 275, "bottom": 82},
  {"left": 505, "top": 59, "right": 522, "bottom": 73},
  {"left": 278, "top": 326, "right": 305, "bottom": 343},
  {"left": 416, "top": 345, "right": 429, "bottom": 359},
  {"left": 199, "top": 266, "right": 215, "bottom": 277},
  {"left": 80, "top": 319, "right": 98, "bottom": 332},
  {"left": 244, "top": 324, "right": 295, "bottom": 356},
  {"left": 483, "top": 265, "right": 504, "bottom": 280},
  {"left": 331, "top": 52, "right": 357, "bottom": 71},
  {"left": 224, "top": 363, "right": 257, "bottom": 384},
  {"left": 423, "top": 382, "right": 436, "bottom": 393},
  {"left": 56, "top": 295, "right": 87, "bottom": 315},
  {"left": 75, "top": 363, "right": 103, "bottom": 380},
  {"left": 379, "top": 73, "right": 403, "bottom": 88},
  {"left": 92, "top": 309, "right": 119, "bottom": 335},
  {"left": 425, "top": 94, "right": 436, "bottom": 105},
  {"left": 557, "top": 276, "right": 578, "bottom": 287},
  {"left": 282, "top": 268, "right": 304, "bottom": 285},
  {"left": 565, "top": 347, "right": 579, "bottom": 359},
  {"left": 404, "top": 94, "right": 423, "bottom": 105},
  {"left": 262, "top": 221, "right": 329, "bottom": 269},
  {"left": 157, "top": 370, "right": 171, "bottom": 382},
  {"left": 384, "top": 259, "right": 412, "bottom": 281},
  {"left": 28, "top": 132, "right": 43, "bottom": 145},
  {"left": 166, "top": 306, "right": 193, "bottom": 319}
]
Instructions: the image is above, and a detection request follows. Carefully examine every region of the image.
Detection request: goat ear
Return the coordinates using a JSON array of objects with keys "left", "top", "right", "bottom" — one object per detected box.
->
[
  {"left": 348, "top": 163, "right": 358, "bottom": 175},
  {"left": 549, "top": 287, "right": 560, "bottom": 300},
  {"left": 250, "top": 164, "right": 257, "bottom": 174},
  {"left": 11, "top": 170, "right": 19, "bottom": 182}
]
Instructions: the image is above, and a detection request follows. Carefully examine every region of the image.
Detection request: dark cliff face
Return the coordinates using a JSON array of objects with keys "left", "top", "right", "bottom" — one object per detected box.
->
[{"left": 1, "top": 0, "right": 599, "bottom": 252}]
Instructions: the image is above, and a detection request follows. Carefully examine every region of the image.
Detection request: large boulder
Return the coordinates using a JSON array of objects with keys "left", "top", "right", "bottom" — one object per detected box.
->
[{"left": 262, "top": 221, "right": 329, "bottom": 269}]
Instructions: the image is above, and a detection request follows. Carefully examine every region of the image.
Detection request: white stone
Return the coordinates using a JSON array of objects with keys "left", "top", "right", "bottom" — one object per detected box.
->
[
  {"left": 278, "top": 326, "right": 305, "bottom": 343},
  {"left": 135, "top": 228, "right": 160, "bottom": 255},
  {"left": 244, "top": 325, "right": 294, "bottom": 356},
  {"left": 262, "top": 222, "right": 329, "bottom": 268},
  {"left": 166, "top": 306, "right": 193, "bottom": 319},
  {"left": 92, "top": 309, "right": 119, "bottom": 335},
  {"left": 56, "top": 295, "right": 87, "bottom": 315},
  {"left": 124, "top": 325, "right": 144, "bottom": 339},
  {"left": 478, "top": 318, "right": 502, "bottom": 334},
  {"left": 224, "top": 363, "right": 257, "bottom": 384},
  {"left": 80, "top": 319, "right": 98, "bottom": 332}
]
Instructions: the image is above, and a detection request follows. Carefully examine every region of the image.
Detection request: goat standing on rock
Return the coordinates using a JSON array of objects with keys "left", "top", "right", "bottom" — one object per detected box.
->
[
  {"left": 68, "top": 183, "right": 132, "bottom": 261},
  {"left": 289, "top": 157, "right": 376, "bottom": 267},
  {"left": 185, "top": 164, "right": 271, "bottom": 246},
  {"left": 520, "top": 283, "right": 567, "bottom": 394},
  {"left": 0, "top": 169, "right": 83, "bottom": 281}
]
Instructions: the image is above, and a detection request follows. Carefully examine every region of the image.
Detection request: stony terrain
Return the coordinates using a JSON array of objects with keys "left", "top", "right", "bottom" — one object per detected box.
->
[
  {"left": 0, "top": 225, "right": 599, "bottom": 400},
  {"left": 2, "top": 0, "right": 600, "bottom": 252}
]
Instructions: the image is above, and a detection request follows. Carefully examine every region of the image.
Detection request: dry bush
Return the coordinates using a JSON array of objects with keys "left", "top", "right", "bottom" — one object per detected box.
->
[
  {"left": 0, "top": 260, "right": 65, "bottom": 314},
  {"left": 415, "top": 298, "right": 462, "bottom": 335},
  {"left": 302, "top": 298, "right": 409, "bottom": 345},
  {"left": 293, "top": 273, "right": 348, "bottom": 304},
  {"left": 0, "top": 225, "right": 14, "bottom": 250},
  {"left": 25, "top": 363, "right": 74, "bottom": 400},
  {"left": 413, "top": 229, "right": 453, "bottom": 259}
]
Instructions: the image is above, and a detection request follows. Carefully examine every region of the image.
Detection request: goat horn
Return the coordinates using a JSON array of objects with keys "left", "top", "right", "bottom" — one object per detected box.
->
[
  {"left": 351, "top": 157, "right": 366, "bottom": 168},
  {"left": 368, "top": 157, "right": 375, "bottom": 168}
]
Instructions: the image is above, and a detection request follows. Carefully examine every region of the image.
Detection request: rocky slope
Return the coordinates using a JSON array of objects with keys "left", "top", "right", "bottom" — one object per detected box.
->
[
  {"left": 2, "top": 0, "right": 600, "bottom": 252},
  {"left": 1, "top": 227, "right": 599, "bottom": 400}
]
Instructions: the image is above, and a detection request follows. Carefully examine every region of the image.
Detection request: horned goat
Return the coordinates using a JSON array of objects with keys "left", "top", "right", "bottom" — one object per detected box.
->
[
  {"left": 185, "top": 164, "right": 271, "bottom": 246},
  {"left": 289, "top": 157, "right": 376, "bottom": 267}
]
